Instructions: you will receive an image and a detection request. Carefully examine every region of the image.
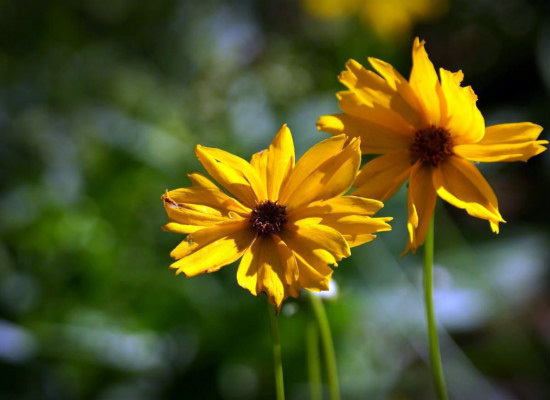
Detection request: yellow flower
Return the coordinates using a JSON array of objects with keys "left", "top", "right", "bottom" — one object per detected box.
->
[
  {"left": 301, "top": 0, "right": 447, "bottom": 38},
  {"left": 161, "top": 125, "right": 392, "bottom": 309},
  {"left": 317, "top": 38, "right": 547, "bottom": 254}
]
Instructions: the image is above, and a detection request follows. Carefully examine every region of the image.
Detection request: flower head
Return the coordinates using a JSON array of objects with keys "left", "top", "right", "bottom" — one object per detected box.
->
[
  {"left": 162, "top": 125, "right": 392, "bottom": 309},
  {"left": 317, "top": 38, "right": 547, "bottom": 254}
]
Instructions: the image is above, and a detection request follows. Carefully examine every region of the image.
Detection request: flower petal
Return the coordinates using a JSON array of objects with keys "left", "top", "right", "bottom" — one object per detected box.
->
[
  {"left": 289, "top": 196, "right": 384, "bottom": 220},
  {"left": 409, "top": 38, "right": 442, "bottom": 126},
  {"left": 432, "top": 156, "right": 504, "bottom": 230},
  {"left": 454, "top": 123, "right": 547, "bottom": 162},
  {"left": 368, "top": 56, "right": 423, "bottom": 125},
  {"left": 250, "top": 150, "right": 268, "bottom": 189},
  {"left": 280, "top": 220, "right": 350, "bottom": 268},
  {"left": 316, "top": 113, "right": 412, "bottom": 154},
  {"left": 195, "top": 145, "right": 267, "bottom": 207},
  {"left": 314, "top": 215, "right": 392, "bottom": 247},
  {"left": 337, "top": 59, "right": 418, "bottom": 132},
  {"left": 294, "top": 252, "right": 331, "bottom": 292},
  {"left": 187, "top": 173, "right": 219, "bottom": 190},
  {"left": 353, "top": 151, "right": 413, "bottom": 201},
  {"left": 237, "top": 235, "right": 298, "bottom": 310},
  {"left": 169, "top": 220, "right": 254, "bottom": 277},
  {"left": 404, "top": 162, "right": 436, "bottom": 254},
  {"left": 266, "top": 124, "right": 295, "bottom": 201},
  {"left": 287, "top": 196, "right": 391, "bottom": 247},
  {"left": 281, "top": 137, "right": 361, "bottom": 210},
  {"left": 163, "top": 187, "right": 250, "bottom": 216},
  {"left": 439, "top": 68, "right": 484, "bottom": 144},
  {"left": 162, "top": 222, "right": 202, "bottom": 234}
]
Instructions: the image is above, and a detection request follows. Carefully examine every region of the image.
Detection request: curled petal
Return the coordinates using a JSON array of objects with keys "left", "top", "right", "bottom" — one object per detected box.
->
[
  {"left": 432, "top": 156, "right": 504, "bottom": 231},
  {"left": 404, "top": 162, "right": 437, "bottom": 254},
  {"left": 237, "top": 235, "right": 298, "bottom": 310}
]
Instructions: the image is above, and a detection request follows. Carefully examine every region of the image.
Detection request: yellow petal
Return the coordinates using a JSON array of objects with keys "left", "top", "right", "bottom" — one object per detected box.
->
[
  {"left": 280, "top": 220, "right": 350, "bottom": 267},
  {"left": 195, "top": 145, "right": 267, "bottom": 207},
  {"left": 250, "top": 149, "right": 268, "bottom": 187},
  {"left": 404, "top": 162, "right": 436, "bottom": 254},
  {"left": 237, "top": 235, "right": 297, "bottom": 310},
  {"left": 282, "top": 137, "right": 361, "bottom": 210},
  {"left": 454, "top": 123, "right": 547, "bottom": 162},
  {"left": 432, "top": 156, "right": 504, "bottom": 229},
  {"left": 439, "top": 68, "right": 484, "bottom": 144},
  {"left": 289, "top": 196, "right": 384, "bottom": 220},
  {"left": 161, "top": 222, "right": 203, "bottom": 234},
  {"left": 162, "top": 193, "right": 234, "bottom": 230},
  {"left": 353, "top": 151, "right": 413, "bottom": 201},
  {"left": 409, "top": 38, "right": 442, "bottom": 126},
  {"left": 169, "top": 220, "right": 254, "bottom": 277},
  {"left": 279, "top": 134, "right": 347, "bottom": 203},
  {"left": 316, "top": 113, "right": 413, "bottom": 154},
  {"left": 337, "top": 59, "right": 419, "bottom": 131},
  {"left": 187, "top": 173, "right": 219, "bottom": 190},
  {"left": 368, "top": 56, "right": 423, "bottom": 124},
  {"left": 287, "top": 196, "right": 391, "bottom": 247},
  {"left": 266, "top": 124, "right": 295, "bottom": 201},
  {"left": 314, "top": 215, "right": 392, "bottom": 247},
  {"left": 294, "top": 252, "right": 331, "bottom": 292},
  {"left": 164, "top": 187, "right": 250, "bottom": 214},
  {"left": 477, "top": 122, "right": 545, "bottom": 144}
]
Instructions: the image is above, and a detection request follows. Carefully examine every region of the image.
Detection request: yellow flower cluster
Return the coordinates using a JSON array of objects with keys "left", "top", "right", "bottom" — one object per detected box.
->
[
  {"left": 162, "top": 39, "right": 546, "bottom": 309},
  {"left": 301, "top": 0, "right": 448, "bottom": 38}
]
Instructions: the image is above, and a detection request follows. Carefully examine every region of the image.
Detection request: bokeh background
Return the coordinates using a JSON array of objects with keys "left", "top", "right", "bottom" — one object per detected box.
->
[{"left": 0, "top": 0, "right": 548, "bottom": 399}]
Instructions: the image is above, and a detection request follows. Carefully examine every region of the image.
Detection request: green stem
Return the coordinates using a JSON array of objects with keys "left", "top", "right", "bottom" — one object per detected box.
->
[
  {"left": 306, "top": 317, "right": 322, "bottom": 400},
  {"left": 423, "top": 216, "right": 449, "bottom": 400},
  {"left": 268, "top": 303, "right": 285, "bottom": 400},
  {"left": 308, "top": 292, "right": 340, "bottom": 400}
]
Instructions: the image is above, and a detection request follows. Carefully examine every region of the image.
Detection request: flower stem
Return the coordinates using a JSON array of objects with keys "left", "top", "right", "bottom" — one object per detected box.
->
[
  {"left": 308, "top": 292, "right": 340, "bottom": 400},
  {"left": 306, "top": 317, "right": 322, "bottom": 400},
  {"left": 423, "top": 216, "right": 449, "bottom": 400},
  {"left": 268, "top": 303, "right": 285, "bottom": 400}
]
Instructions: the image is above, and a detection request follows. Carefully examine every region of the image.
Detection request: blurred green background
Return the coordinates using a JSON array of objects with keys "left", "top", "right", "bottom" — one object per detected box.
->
[{"left": 0, "top": 0, "right": 548, "bottom": 399}]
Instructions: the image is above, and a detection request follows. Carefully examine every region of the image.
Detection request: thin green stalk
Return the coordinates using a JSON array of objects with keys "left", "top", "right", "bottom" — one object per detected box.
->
[
  {"left": 306, "top": 318, "right": 322, "bottom": 400},
  {"left": 308, "top": 292, "right": 340, "bottom": 400},
  {"left": 423, "top": 216, "right": 449, "bottom": 400},
  {"left": 268, "top": 303, "right": 285, "bottom": 400}
]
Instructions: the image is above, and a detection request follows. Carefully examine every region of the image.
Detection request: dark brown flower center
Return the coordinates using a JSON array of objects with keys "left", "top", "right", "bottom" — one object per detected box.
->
[
  {"left": 250, "top": 200, "right": 287, "bottom": 235},
  {"left": 410, "top": 125, "right": 453, "bottom": 166}
]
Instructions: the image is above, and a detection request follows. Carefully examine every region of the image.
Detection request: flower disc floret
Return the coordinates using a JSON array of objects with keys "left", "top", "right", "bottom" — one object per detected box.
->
[
  {"left": 410, "top": 126, "right": 453, "bottom": 166},
  {"left": 250, "top": 200, "right": 287, "bottom": 235}
]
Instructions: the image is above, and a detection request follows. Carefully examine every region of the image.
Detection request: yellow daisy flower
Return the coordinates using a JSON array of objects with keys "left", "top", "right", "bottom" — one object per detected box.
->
[
  {"left": 161, "top": 124, "right": 392, "bottom": 309},
  {"left": 317, "top": 38, "right": 547, "bottom": 254}
]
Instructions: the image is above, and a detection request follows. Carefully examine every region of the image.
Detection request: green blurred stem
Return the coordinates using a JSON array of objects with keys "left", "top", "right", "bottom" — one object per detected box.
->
[
  {"left": 306, "top": 317, "right": 322, "bottom": 400},
  {"left": 308, "top": 292, "right": 340, "bottom": 400},
  {"left": 423, "top": 216, "right": 449, "bottom": 400},
  {"left": 268, "top": 303, "right": 285, "bottom": 400}
]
